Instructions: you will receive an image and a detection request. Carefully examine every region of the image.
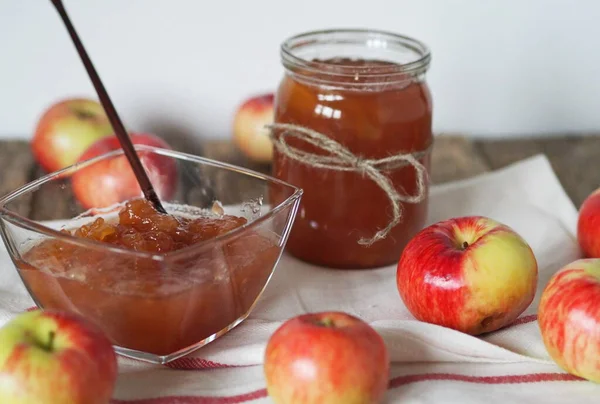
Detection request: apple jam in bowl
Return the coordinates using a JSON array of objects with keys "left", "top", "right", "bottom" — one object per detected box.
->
[{"left": 0, "top": 145, "right": 302, "bottom": 364}]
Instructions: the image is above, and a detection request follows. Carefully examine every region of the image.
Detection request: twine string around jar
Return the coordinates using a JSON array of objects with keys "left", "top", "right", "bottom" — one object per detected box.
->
[{"left": 266, "top": 123, "right": 432, "bottom": 246}]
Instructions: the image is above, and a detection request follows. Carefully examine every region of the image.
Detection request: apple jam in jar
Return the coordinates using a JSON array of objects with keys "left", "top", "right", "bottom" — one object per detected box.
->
[{"left": 271, "top": 29, "right": 433, "bottom": 269}]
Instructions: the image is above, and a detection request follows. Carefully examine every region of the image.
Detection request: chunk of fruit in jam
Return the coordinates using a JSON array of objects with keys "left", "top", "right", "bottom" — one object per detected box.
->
[{"left": 71, "top": 198, "right": 247, "bottom": 253}]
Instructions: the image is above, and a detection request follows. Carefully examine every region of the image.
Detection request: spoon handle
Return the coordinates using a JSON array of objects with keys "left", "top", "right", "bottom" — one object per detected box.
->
[{"left": 50, "top": 0, "right": 167, "bottom": 213}]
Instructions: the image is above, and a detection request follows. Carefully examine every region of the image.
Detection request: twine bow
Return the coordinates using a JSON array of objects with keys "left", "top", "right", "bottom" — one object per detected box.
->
[{"left": 267, "top": 123, "right": 431, "bottom": 246}]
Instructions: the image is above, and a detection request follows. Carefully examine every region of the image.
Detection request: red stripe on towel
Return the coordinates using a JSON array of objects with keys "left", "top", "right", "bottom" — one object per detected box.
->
[
  {"left": 388, "top": 371, "right": 582, "bottom": 388},
  {"left": 508, "top": 314, "right": 538, "bottom": 326},
  {"left": 165, "top": 357, "right": 242, "bottom": 370},
  {"left": 111, "top": 389, "right": 267, "bottom": 403}
]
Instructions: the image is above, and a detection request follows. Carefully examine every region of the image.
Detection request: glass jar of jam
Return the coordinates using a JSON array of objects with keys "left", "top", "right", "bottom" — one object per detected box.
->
[{"left": 271, "top": 28, "right": 433, "bottom": 269}]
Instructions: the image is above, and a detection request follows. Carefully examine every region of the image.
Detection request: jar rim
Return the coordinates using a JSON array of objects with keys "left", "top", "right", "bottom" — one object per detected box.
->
[{"left": 280, "top": 28, "right": 431, "bottom": 81}]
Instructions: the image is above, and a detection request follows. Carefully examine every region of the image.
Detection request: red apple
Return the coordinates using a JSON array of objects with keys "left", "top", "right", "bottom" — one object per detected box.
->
[
  {"left": 32, "top": 98, "right": 114, "bottom": 173},
  {"left": 0, "top": 309, "right": 117, "bottom": 404},
  {"left": 233, "top": 93, "right": 274, "bottom": 163},
  {"left": 71, "top": 132, "right": 177, "bottom": 210},
  {"left": 577, "top": 188, "right": 600, "bottom": 258},
  {"left": 264, "top": 311, "right": 389, "bottom": 404},
  {"left": 396, "top": 216, "right": 538, "bottom": 335},
  {"left": 538, "top": 258, "right": 600, "bottom": 383}
]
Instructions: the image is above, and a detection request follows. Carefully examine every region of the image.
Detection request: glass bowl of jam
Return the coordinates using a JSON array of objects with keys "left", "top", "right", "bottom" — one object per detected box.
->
[
  {"left": 271, "top": 28, "right": 433, "bottom": 269},
  {"left": 0, "top": 145, "right": 302, "bottom": 364}
]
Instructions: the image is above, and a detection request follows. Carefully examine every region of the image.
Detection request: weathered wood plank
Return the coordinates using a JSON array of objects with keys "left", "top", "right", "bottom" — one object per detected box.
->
[
  {"left": 28, "top": 166, "right": 78, "bottom": 221},
  {"left": 200, "top": 135, "right": 492, "bottom": 183},
  {"left": 200, "top": 140, "right": 271, "bottom": 175},
  {"left": 429, "top": 135, "right": 491, "bottom": 183},
  {"left": 197, "top": 136, "right": 493, "bottom": 208},
  {"left": 2, "top": 135, "right": 597, "bottom": 220},
  {"left": 0, "top": 140, "right": 36, "bottom": 216},
  {"left": 197, "top": 141, "right": 272, "bottom": 206},
  {"left": 476, "top": 136, "right": 600, "bottom": 207}
]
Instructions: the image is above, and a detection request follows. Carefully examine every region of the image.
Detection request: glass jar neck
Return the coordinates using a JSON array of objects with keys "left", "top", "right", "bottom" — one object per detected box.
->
[{"left": 280, "top": 28, "right": 431, "bottom": 90}]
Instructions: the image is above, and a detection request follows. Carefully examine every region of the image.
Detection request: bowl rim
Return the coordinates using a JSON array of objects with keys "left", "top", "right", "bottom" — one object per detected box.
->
[{"left": 0, "top": 145, "right": 303, "bottom": 261}]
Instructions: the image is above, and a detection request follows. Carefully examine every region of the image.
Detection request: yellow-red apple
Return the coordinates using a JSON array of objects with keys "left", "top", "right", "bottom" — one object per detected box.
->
[
  {"left": 0, "top": 309, "right": 117, "bottom": 404},
  {"left": 264, "top": 311, "right": 389, "bottom": 404},
  {"left": 538, "top": 258, "right": 600, "bottom": 383},
  {"left": 577, "top": 188, "right": 600, "bottom": 258},
  {"left": 396, "top": 216, "right": 538, "bottom": 335},
  {"left": 233, "top": 93, "right": 274, "bottom": 163},
  {"left": 71, "top": 132, "right": 177, "bottom": 210},
  {"left": 32, "top": 98, "right": 114, "bottom": 173}
]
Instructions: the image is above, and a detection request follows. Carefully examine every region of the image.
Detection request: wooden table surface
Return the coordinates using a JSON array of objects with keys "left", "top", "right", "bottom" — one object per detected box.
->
[{"left": 1, "top": 135, "right": 599, "bottom": 218}]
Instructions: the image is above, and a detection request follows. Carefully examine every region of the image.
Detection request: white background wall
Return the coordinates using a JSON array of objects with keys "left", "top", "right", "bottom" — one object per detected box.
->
[{"left": 1, "top": 0, "right": 599, "bottom": 142}]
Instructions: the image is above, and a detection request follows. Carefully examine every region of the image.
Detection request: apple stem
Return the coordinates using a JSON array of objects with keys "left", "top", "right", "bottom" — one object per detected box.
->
[
  {"left": 462, "top": 241, "right": 469, "bottom": 249},
  {"left": 74, "top": 109, "right": 96, "bottom": 121},
  {"left": 45, "top": 331, "right": 56, "bottom": 352},
  {"left": 318, "top": 318, "right": 335, "bottom": 327}
]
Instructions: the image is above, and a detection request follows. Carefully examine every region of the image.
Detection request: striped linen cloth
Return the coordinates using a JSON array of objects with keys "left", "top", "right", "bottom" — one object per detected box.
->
[{"left": 1, "top": 154, "right": 598, "bottom": 403}]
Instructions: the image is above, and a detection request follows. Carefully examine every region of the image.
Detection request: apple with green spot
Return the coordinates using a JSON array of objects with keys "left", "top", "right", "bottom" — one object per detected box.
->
[
  {"left": 31, "top": 98, "right": 114, "bottom": 173},
  {"left": 0, "top": 309, "right": 117, "bottom": 404},
  {"left": 396, "top": 216, "right": 538, "bottom": 335},
  {"left": 538, "top": 258, "right": 600, "bottom": 383},
  {"left": 232, "top": 93, "right": 274, "bottom": 164},
  {"left": 264, "top": 311, "right": 389, "bottom": 404}
]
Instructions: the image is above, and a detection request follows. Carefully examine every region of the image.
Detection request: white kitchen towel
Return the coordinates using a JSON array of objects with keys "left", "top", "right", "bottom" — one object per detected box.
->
[{"left": 1, "top": 154, "right": 598, "bottom": 403}]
